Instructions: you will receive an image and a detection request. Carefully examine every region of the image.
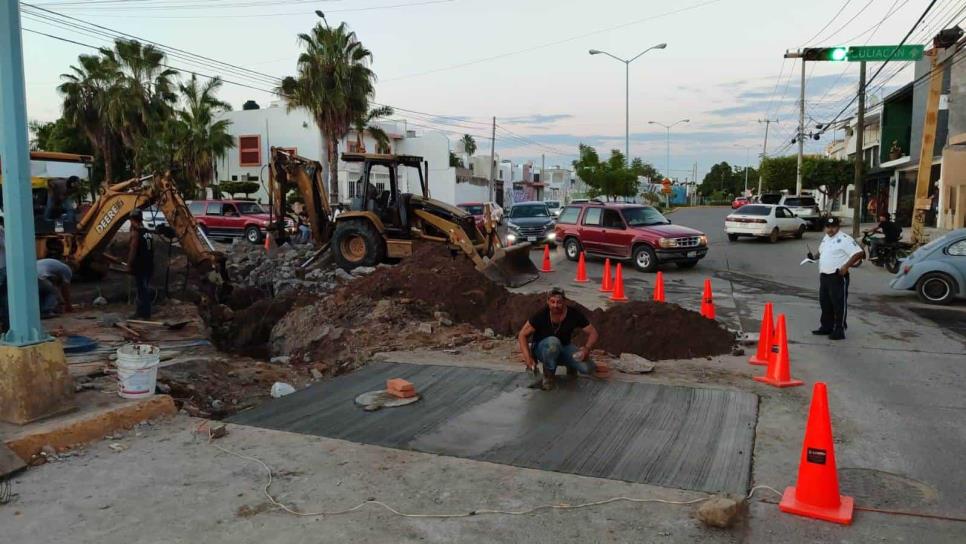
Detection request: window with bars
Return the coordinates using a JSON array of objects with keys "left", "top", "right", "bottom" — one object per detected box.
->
[{"left": 239, "top": 135, "right": 261, "bottom": 166}]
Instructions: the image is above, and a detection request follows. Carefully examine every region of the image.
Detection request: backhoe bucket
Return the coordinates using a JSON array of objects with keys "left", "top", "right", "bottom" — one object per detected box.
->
[{"left": 478, "top": 243, "right": 540, "bottom": 288}]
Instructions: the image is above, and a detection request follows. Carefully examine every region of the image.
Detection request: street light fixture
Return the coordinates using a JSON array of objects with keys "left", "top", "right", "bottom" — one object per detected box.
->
[
  {"left": 648, "top": 119, "right": 689, "bottom": 182},
  {"left": 588, "top": 43, "right": 667, "bottom": 165}
]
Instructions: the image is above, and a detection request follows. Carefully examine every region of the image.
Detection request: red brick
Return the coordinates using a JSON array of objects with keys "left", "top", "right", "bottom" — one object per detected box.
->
[
  {"left": 386, "top": 378, "right": 414, "bottom": 392},
  {"left": 387, "top": 388, "right": 417, "bottom": 399}
]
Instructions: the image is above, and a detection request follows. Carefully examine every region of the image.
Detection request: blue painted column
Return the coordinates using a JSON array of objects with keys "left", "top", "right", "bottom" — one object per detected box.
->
[{"left": 0, "top": 2, "right": 47, "bottom": 346}]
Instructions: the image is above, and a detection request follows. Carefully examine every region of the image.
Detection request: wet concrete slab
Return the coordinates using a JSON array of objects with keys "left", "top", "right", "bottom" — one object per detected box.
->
[{"left": 230, "top": 362, "right": 759, "bottom": 494}]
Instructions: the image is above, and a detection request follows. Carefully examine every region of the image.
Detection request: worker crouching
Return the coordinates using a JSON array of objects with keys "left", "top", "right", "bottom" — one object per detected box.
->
[{"left": 517, "top": 287, "right": 599, "bottom": 390}]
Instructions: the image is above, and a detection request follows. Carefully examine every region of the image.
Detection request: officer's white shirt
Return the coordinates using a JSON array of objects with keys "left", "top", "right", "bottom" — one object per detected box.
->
[{"left": 818, "top": 231, "right": 863, "bottom": 274}]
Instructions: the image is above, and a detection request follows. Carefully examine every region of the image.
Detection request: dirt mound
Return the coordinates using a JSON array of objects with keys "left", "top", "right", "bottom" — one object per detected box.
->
[
  {"left": 581, "top": 302, "right": 736, "bottom": 360},
  {"left": 350, "top": 244, "right": 735, "bottom": 360}
]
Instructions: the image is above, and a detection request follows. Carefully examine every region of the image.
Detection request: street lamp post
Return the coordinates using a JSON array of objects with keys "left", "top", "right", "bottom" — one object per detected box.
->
[
  {"left": 589, "top": 43, "right": 667, "bottom": 165},
  {"left": 648, "top": 119, "right": 689, "bottom": 181}
]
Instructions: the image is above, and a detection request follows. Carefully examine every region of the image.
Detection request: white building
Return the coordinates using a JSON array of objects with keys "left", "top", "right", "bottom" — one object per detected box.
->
[{"left": 214, "top": 104, "right": 457, "bottom": 205}]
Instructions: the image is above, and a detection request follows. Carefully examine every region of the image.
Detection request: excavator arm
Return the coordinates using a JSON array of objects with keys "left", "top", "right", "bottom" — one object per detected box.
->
[
  {"left": 52, "top": 173, "right": 229, "bottom": 296},
  {"left": 268, "top": 147, "right": 334, "bottom": 248}
]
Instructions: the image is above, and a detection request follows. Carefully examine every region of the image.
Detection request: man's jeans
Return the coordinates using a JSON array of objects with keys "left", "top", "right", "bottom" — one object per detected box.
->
[
  {"left": 534, "top": 336, "right": 595, "bottom": 375},
  {"left": 134, "top": 272, "right": 153, "bottom": 319}
]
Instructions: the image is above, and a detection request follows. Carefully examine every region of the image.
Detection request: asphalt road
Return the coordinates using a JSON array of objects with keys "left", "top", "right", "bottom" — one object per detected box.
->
[{"left": 521, "top": 206, "right": 966, "bottom": 540}]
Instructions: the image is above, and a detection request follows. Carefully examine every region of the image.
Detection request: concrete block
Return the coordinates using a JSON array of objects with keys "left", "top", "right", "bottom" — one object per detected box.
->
[{"left": 0, "top": 340, "right": 75, "bottom": 425}]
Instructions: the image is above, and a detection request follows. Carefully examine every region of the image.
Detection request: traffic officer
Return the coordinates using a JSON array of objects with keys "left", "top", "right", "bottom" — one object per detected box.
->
[{"left": 807, "top": 216, "right": 864, "bottom": 340}]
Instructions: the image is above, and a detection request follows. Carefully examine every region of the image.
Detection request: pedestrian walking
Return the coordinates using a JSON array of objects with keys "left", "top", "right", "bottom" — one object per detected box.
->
[
  {"left": 807, "top": 217, "right": 864, "bottom": 340},
  {"left": 126, "top": 210, "right": 155, "bottom": 319}
]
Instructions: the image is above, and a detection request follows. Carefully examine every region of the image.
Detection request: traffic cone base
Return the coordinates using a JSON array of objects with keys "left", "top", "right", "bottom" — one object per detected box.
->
[
  {"left": 753, "top": 375, "right": 804, "bottom": 388},
  {"left": 779, "top": 486, "right": 854, "bottom": 525},
  {"left": 540, "top": 245, "right": 553, "bottom": 273},
  {"left": 575, "top": 251, "right": 589, "bottom": 283},
  {"left": 610, "top": 263, "right": 628, "bottom": 302}
]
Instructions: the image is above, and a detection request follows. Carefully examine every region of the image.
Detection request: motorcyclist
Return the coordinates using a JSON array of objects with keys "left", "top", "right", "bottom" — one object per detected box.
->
[{"left": 865, "top": 212, "right": 901, "bottom": 262}]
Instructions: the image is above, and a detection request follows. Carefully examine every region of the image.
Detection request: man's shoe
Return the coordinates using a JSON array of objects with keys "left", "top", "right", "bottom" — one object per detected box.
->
[
  {"left": 541, "top": 370, "right": 556, "bottom": 391},
  {"left": 829, "top": 330, "right": 845, "bottom": 340},
  {"left": 811, "top": 329, "right": 832, "bottom": 335}
]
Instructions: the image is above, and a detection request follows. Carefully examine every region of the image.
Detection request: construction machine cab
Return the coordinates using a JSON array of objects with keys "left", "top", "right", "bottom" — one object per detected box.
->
[{"left": 343, "top": 153, "right": 427, "bottom": 237}]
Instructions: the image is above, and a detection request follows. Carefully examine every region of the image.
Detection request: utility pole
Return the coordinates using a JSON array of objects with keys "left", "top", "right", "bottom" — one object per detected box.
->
[
  {"left": 851, "top": 62, "right": 866, "bottom": 238},
  {"left": 797, "top": 58, "right": 805, "bottom": 195},
  {"left": 489, "top": 116, "right": 496, "bottom": 202},
  {"left": 757, "top": 118, "right": 777, "bottom": 195}
]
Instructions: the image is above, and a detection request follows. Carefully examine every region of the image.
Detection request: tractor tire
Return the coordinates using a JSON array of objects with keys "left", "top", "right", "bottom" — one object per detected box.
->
[{"left": 333, "top": 219, "right": 385, "bottom": 270}]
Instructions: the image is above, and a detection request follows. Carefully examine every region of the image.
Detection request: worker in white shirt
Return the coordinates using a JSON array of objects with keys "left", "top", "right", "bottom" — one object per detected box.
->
[{"left": 806, "top": 216, "right": 864, "bottom": 340}]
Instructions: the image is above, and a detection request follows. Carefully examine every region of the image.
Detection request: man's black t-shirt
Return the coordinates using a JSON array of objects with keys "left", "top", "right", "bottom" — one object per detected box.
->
[
  {"left": 528, "top": 306, "right": 589, "bottom": 346},
  {"left": 879, "top": 220, "right": 901, "bottom": 243}
]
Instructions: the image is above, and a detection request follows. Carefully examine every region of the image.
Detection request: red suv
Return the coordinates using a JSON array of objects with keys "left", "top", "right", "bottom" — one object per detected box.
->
[
  {"left": 189, "top": 199, "right": 276, "bottom": 244},
  {"left": 554, "top": 203, "right": 709, "bottom": 271}
]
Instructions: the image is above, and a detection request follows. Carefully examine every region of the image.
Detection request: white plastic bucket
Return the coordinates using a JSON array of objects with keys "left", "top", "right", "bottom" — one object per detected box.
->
[{"left": 116, "top": 344, "right": 160, "bottom": 399}]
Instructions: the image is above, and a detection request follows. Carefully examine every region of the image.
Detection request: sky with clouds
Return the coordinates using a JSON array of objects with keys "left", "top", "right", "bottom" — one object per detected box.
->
[{"left": 18, "top": 0, "right": 955, "bottom": 181}]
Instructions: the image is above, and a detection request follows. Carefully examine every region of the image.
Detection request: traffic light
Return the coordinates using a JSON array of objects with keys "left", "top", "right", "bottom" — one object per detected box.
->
[{"left": 803, "top": 47, "right": 848, "bottom": 61}]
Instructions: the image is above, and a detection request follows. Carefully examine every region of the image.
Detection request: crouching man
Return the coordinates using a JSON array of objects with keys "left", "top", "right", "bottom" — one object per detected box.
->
[{"left": 518, "top": 287, "right": 599, "bottom": 390}]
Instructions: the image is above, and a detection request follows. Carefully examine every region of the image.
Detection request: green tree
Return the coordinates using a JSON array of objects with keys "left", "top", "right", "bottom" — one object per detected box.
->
[
  {"left": 352, "top": 104, "right": 394, "bottom": 153},
  {"left": 279, "top": 22, "right": 376, "bottom": 203},
  {"left": 449, "top": 151, "right": 464, "bottom": 168},
  {"left": 572, "top": 145, "right": 637, "bottom": 201},
  {"left": 175, "top": 74, "right": 234, "bottom": 192},
  {"left": 759, "top": 156, "right": 798, "bottom": 192},
  {"left": 58, "top": 53, "right": 122, "bottom": 183},
  {"left": 760, "top": 156, "right": 852, "bottom": 204},
  {"left": 460, "top": 134, "right": 477, "bottom": 156},
  {"left": 100, "top": 39, "right": 179, "bottom": 175},
  {"left": 700, "top": 162, "right": 736, "bottom": 195},
  {"left": 629, "top": 157, "right": 662, "bottom": 182}
]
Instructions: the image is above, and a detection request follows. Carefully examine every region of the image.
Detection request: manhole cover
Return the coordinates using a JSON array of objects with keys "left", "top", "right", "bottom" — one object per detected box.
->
[{"left": 838, "top": 468, "right": 937, "bottom": 510}]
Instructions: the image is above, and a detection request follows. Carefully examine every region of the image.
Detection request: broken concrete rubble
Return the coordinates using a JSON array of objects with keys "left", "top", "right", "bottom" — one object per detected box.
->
[{"left": 695, "top": 495, "right": 742, "bottom": 529}]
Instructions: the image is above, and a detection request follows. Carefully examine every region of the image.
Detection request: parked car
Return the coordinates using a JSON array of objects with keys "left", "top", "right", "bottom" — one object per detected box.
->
[
  {"left": 731, "top": 196, "right": 750, "bottom": 209},
  {"left": 779, "top": 194, "right": 821, "bottom": 229},
  {"left": 554, "top": 202, "right": 708, "bottom": 272},
  {"left": 457, "top": 201, "right": 504, "bottom": 230},
  {"left": 725, "top": 204, "right": 806, "bottom": 243},
  {"left": 189, "top": 199, "right": 279, "bottom": 244},
  {"left": 506, "top": 202, "right": 556, "bottom": 247},
  {"left": 545, "top": 200, "right": 562, "bottom": 218},
  {"left": 889, "top": 228, "right": 966, "bottom": 305}
]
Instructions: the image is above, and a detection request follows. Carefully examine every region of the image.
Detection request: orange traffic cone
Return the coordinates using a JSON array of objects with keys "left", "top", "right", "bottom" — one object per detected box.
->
[
  {"left": 264, "top": 232, "right": 272, "bottom": 252},
  {"left": 700, "top": 279, "right": 715, "bottom": 319},
  {"left": 575, "top": 251, "right": 589, "bottom": 283},
  {"left": 753, "top": 314, "right": 803, "bottom": 387},
  {"left": 749, "top": 302, "right": 775, "bottom": 366},
  {"left": 653, "top": 271, "right": 666, "bottom": 302},
  {"left": 610, "top": 263, "right": 628, "bottom": 302},
  {"left": 540, "top": 244, "right": 553, "bottom": 273},
  {"left": 599, "top": 258, "right": 613, "bottom": 292},
  {"left": 779, "top": 382, "right": 854, "bottom": 525}
]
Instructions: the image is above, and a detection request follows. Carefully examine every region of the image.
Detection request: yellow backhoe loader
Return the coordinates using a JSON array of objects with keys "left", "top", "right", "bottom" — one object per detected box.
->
[
  {"left": 268, "top": 147, "right": 539, "bottom": 287},
  {"left": 35, "top": 173, "right": 230, "bottom": 297}
]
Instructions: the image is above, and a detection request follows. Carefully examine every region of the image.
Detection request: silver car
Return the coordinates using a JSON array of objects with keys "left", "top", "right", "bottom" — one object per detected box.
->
[{"left": 889, "top": 228, "right": 966, "bottom": 305}]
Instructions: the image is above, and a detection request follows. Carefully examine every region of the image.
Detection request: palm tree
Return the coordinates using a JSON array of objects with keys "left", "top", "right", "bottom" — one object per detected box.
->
[
  {"left": 58, "top": 54, "right": 120, "bottom": 182},
  {"left": 100, "top": 39, "right": 178, "bottom": 174},
  {"left": 352, "top": 105, "right": 394, "bottom": 153},
  {"left": 176, "top": 75, "right": 234, "bottom": 192},
  {"left": 279, "top": 22, "right": 376, "bottom": 202},
  {"left": 460, "top": 134, "right": 477, "bottom": 156}
]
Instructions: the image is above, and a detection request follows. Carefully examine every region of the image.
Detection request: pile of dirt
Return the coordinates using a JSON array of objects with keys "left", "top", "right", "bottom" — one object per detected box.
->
[
  {"left": 349, "top": 244, "right": 736, "bottom": 360},
  {"left": 204, "top": 243, "right": 734, "bottom": 364}
]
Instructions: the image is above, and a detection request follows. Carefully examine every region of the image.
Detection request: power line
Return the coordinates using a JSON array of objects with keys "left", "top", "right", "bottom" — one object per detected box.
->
[
  {"left": 55, "top": 0, "right": 459, "bottom": 19},
  {"left": 801, "top": 0, "right": 853, "bottom": 46}
]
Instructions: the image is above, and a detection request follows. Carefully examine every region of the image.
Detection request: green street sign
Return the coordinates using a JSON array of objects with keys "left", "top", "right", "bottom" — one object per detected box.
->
[{"left": 845, "top": 45, "right": 925, "bottom": 62}]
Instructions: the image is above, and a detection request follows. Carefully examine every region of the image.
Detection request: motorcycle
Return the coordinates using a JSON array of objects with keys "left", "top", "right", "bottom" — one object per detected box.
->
[{"left": 861, "top": 231, "right": 912, "bottom": 274}]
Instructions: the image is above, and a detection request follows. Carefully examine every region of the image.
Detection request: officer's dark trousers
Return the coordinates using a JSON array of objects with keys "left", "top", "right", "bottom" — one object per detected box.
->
[{"left": 819, "top": 272, "right": 849, "bottom": 332}]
